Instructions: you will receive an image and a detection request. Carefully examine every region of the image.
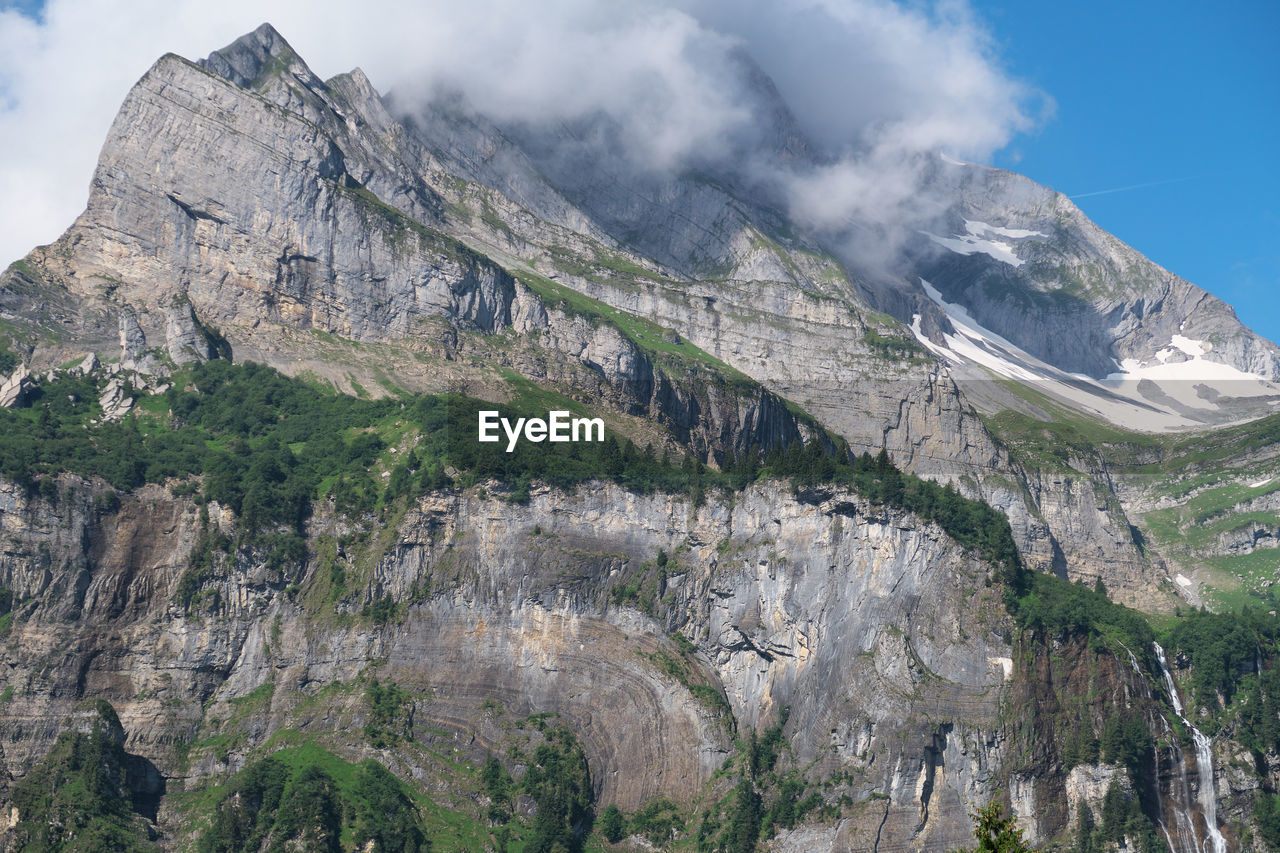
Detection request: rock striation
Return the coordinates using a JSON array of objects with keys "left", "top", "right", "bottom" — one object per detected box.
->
[
  {"left": 0, "top": 474, "right": 1012, "bottom": 849},
  {"left": 0, "top": 23, "right": 1165, "bottom": 600}
]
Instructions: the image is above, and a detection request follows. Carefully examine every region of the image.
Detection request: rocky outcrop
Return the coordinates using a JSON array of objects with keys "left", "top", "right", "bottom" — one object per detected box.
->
[
  {"left": 70, "top": 352, "right": 97, "bottom": 377},
  {"left": 0, "top": 471, "right": 1017, "bottom": 848},
  {"left": 0, "top": 367, "right": 32, "bottom": 408},
  {"left": 1218, "top": 521, "right": 1280, "bottom": 555},
  {"left": 164, "top": 300, "right": 211, "bottom": 365},
  {"left": 1065, "top": 763, "right": 1129, "bottom": 826},
  {"left": 119, "top": 308, "right": 147, "bottom": 364},
  {"left": 97, "top": 376, "right": 134, "bottom": 420}
]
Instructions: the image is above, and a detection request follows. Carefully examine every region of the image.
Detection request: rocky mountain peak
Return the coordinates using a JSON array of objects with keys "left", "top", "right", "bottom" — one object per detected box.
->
[{"left": 197, "top": 21, "right": 311, "bottom": 90}]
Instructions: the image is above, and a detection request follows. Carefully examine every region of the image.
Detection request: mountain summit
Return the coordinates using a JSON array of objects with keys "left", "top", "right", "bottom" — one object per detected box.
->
[{"left": 1, "top": 24, "right": 1278, "bottom": 851}]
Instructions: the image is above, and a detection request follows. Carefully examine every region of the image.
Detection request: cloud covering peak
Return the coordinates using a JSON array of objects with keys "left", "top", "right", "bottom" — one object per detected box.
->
[{"left": 0, "top": 0, "right": 1047, "bottom": 267}]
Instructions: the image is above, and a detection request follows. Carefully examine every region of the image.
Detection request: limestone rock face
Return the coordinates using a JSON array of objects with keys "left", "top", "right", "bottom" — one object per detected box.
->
[
  {"left": 0, "top": 23, "right": 1171, "bottom": 600},
  {"left": 63, "top": 702, "right": 127, "bottom": 746},
  {"left": 1217, "top": 521, "right": 1280, "bottom": 556},
  {"left": 0, "top": 366, "right": 32, "bottom": 408},
  {"left": 1065, "top": 763, "right": 1129, "bottom": 825},
  {"left": 119, "top": 309, "right": 146, "bottom": 361},
  {"left": 164, "top": 301, "right": 210, "bottom": 365},
  {"left": 0, "top": 475, "right": 1009, "bottom": 849}
]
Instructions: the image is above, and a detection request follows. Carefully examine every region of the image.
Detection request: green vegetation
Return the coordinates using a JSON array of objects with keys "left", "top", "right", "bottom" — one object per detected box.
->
[
  {"left": 0, "top": 359, "right": 710, "bottom": 514},
  {"left": 513, "top": 268, "right": 755, "bottom": 387},
  {"left": 520, "top": 725, "right": 594, "bottom": 853},
  {"left": 614, "top": 799, "right": 685, "bottom": 846},
  {"left": 364, "top": 677, "right": 411, "bottom": 748},
  {"left": 951, "top": 802, "right": 1036, "bottom": 852},
  {"left": 336, "top": 180, "right": 486, "bottom": 267},
  {"left": 1008, "top": 575, "right": 1280, "bottom": 845},
  {"left": 1166, "top": 608, "right": 1280, "bottom": 747},
  {"left": 640, "top": 644, "right": 732, "bottom": 721},
  {"left": 984, "top": 379, "right": 1280, "bottom": 610},
  {"left": 695, "top": 708, "right": 826, "bottom": 853},
  {"left": 780, "top": 446, "right": 1023, "bottom": 589},
  {"left": 470, "top": 720, "right": 598, "bottom": 853},
  {"left": 0, "top": 586, "right": 12, "bottom": 638},
  {"left": 546, "top": 243, "right": 668, "bottom": 285},
  {"left": 1092, "top": 778, "right": 1161, "bottom": 852},
  {"left": 8, "top": 700, "right": 158, "bottom": 852},
  {"left": 598, "top": 803, "right": 626, "bottom": 843},
  {"left": 1067, "top": 775, "right": 1163, "bottom": 853},
  {"left": 1011, "top": 575, "right": 1153, "bottom": 665},
  {"left": 1100, "top": 715, "right": 1154, "bottom": 789},
  {"left": 174, "top": 727, "right": 538, "bottom": 853},
  {"left": 480, "top": 755, "right": 515, "bottom": 824},
  {"left": 0, "top": 337, "right": 17, "bottom": 374},
  {"left": 1142, "top": 409, "right": 1280, "bottom": 476},
  {"left": 981, "top": 389, "right": 1160, "bottom": 475},
  {"left": 196, "top": 746, "right": 427, "bottom": 853},
  {"left": 861, "top": 327, "right": 927, "bottom": 362},
  {"left": 1256, "top": 790, "right": 1280, "bottom": 849}
]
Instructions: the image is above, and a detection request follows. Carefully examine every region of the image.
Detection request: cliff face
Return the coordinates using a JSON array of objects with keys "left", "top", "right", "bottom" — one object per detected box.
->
[
  {"left": 16, "top": 30, "right": 815, "bottom": 465},
  {"left": 0, "top": 23, "right": 1167, "bottom": 603},
  {"left": 0, "top": 474, "right": 1013, "bottom": 849}
]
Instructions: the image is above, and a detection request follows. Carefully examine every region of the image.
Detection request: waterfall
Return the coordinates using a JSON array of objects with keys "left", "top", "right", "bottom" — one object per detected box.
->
[
  {"left": 1154, "top": 642, "right": 1227, "bottom": 853},
  {"left": 1157, "top": 712, "right": 1201, "bottom": 853},
  {"left": 1141, "top": 651, "right": 1197, "bottom": 853}
]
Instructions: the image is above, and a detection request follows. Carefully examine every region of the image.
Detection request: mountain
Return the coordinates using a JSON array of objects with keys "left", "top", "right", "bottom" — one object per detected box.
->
[{"left": 1, "top": 23, "right": 1279, "bottom": 852}]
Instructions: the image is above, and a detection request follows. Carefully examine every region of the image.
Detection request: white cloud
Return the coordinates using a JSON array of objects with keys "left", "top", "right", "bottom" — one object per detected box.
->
[
  {"left": 682, "top": 0, "right": 1042, "bottom": 157},
  {"left": 0, "top": 0, "right": 1044, "bottom": 267}
]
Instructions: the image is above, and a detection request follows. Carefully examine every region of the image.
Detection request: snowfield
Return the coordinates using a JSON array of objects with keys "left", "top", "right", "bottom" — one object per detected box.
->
[{"left": 911, "top": 279, "right": 1280, "bottom": 431}]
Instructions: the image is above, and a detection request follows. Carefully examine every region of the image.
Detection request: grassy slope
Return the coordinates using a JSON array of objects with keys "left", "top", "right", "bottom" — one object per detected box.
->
[{"left": 981, "top": 376, "right": 1280, "bottom": 610}]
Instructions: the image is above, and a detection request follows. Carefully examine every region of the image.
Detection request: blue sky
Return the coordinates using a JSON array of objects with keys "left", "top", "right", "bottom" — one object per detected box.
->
[{"left": 977, "top": 0, "right": 1279, "bottom": 344}]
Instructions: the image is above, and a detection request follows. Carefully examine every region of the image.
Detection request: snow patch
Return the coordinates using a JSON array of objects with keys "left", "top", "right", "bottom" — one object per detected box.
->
[
  {"left": 909, "top": 314, "right": 949, "bottom": 359},
  {"left": 1171, "top": 335, "right": 1209, "bottom": 357},
  {"left": 939, "top": 152, "right": 969, "bottom": 167},
  {"left": 1106, "top": 335, "right": 1266, "bottom": 402},
  {"left": 1250, "top": 478, "right": 1274, "bottom": 489},
  {"left": 921, "top": 220, "right": 1044, "bottom": 268},
  {"left": 915, "top": 282, "right": 1040, "bottom": 380},
  {"left": 1175, "top": 574, "right": 1193, "bottom": 588},
  {"left": 965, "top": 219, "right": 1046, "bottom": 240},
  {"left": 1104, "top": 335, "right": 1269, "bottom": 414},
  {"left": 923, "top": 231, "right": 1023, "bottom": 267}
]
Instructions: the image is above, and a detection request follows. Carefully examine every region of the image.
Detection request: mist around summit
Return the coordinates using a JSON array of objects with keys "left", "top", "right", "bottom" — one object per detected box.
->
[{"left": 0, "top": 0, "right": 1046, "bottom": 273}]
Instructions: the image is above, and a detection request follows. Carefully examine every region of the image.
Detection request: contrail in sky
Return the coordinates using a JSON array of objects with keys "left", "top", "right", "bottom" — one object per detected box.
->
[{"left": 1069, "top": 176, "right": 1197, "bottom": 199}]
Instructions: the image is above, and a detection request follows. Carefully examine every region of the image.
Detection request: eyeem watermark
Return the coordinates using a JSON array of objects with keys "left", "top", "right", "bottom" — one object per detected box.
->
[{"left": 478, "top": 410, "right": 605, "bottom": 452}]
